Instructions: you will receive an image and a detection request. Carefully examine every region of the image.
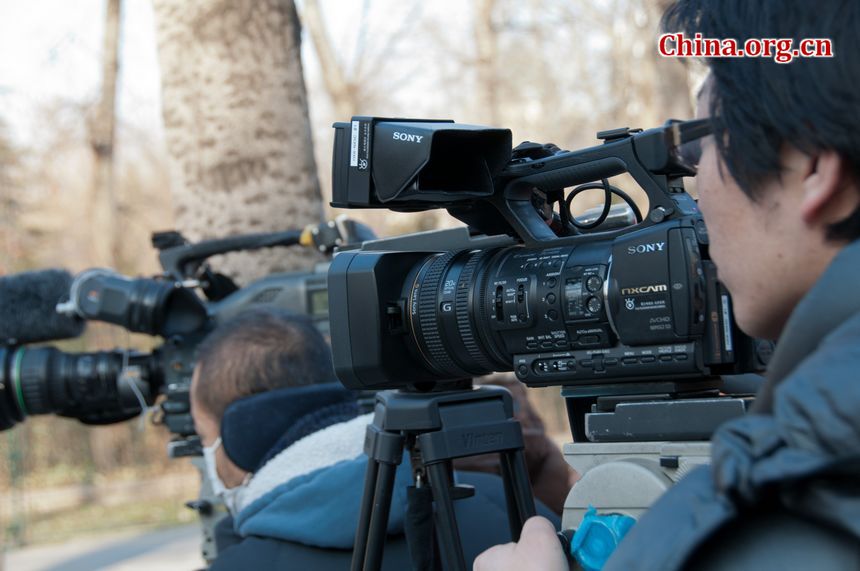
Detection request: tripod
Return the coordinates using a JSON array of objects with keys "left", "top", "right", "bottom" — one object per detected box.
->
[{"left": 351, "top": 384, "right": 537, "bottom": 571}]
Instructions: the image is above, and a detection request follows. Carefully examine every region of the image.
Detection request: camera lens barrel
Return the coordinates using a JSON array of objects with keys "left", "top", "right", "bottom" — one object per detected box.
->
[
  {"left": 0, "top": 348, "right": 26, "bottom": 430},
  {"left": 410, "top": 251, "right": 469, "bottom": 377},
  {"left": 405, "top": 249, "right": 509, "bottom": 378},
  {"left": 0, "top": 347, "right": 156, "bottom": 430}
]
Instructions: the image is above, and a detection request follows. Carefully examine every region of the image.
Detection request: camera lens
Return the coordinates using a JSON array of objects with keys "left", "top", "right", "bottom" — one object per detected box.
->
[
  {"left": 404, "top": 249, "right": 508, "bottom": 378},
  {"left": 0, "top": 347, "right": 157, "bottom": 430}
]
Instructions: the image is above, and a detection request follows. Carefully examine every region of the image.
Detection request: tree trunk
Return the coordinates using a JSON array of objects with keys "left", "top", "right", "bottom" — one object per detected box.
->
[
  {"left": 89, "top": 0, "right": 121, "bottom": 268},
  {"left": 153, "top": 0, "right": 323, "bottom": 283}
]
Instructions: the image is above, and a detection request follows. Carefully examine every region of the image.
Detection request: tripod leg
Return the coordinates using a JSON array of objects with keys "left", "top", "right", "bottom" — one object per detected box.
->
[
  {"left": 501, "top": 449, "right": 537, "bottom": 539},
  {"left": 364, "top": 461, "right": 398, "bottom": 571},
  {"left": 351, "top": 458, "right": 380, "bottom": 571},
  {"left": 426, "top": 462, "right": 467, "bottom": 571},
  {"left": 499, "top": 453, "right": 524, "bottom": 540}
]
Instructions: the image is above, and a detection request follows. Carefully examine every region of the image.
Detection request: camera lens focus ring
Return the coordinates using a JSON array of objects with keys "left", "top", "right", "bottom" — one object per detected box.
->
[
  {"left": 455, "top": 252, "right": 496, "bottom": 372},
  {"left": 17, "top": 348, "right": 54, "bottom": 415},
  {"left": 415, "top": 252, "right": 470, "bottom": 378}
]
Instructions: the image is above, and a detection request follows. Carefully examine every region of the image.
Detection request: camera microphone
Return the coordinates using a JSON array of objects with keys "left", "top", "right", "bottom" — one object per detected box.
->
[{"left": 0, "top": 269, "right": 86, "bottom": 345}]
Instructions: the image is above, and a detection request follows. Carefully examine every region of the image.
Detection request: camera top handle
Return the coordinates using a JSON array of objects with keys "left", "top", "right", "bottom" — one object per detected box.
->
[
  {"left": 491, "top": 123, "right": 699, "bottom": 248},
  {"left": 153, "top": 229, "right": 303, "bottom": 284},
  {"left": 152, "top": 217, "right": 375, "bottom": 300}
]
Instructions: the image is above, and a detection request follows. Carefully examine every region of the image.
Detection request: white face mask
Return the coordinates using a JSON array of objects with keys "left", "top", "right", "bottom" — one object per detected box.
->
[{"left": 202, "top": 437, "right": 248, "bottom": 515}]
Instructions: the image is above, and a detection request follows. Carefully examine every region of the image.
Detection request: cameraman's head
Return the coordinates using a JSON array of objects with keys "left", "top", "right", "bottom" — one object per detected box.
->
[
  {"left": 190, "top": 308, "right": 335, "bottom": 498},
  {"left": 665, "top": 1, "right": 860, "bottom": 340}
]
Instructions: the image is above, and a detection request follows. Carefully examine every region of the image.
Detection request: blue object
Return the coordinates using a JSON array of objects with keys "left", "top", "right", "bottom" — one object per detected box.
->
[{"left": 570, "top": 507, "right": 636, "bottom": 571}]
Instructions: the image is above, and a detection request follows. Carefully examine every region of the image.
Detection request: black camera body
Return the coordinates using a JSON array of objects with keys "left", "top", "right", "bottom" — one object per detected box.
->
[
  {"left": 328, "top": 117, "right": 769, "bottom": 394},
  {"left": 158, "top": 265, "right": 331, "bottom": 452}
]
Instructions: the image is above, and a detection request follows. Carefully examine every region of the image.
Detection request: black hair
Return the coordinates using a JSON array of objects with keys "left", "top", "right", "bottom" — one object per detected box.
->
[
  {"left": 663, "top": 0, "right": 860, "bottom": 241},
  {"left": 194, "top": 307, "right": 335, "bottom": 420}
]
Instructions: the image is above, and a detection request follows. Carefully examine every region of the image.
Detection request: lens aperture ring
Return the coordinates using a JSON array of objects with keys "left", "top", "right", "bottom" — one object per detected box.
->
[
  {"left": 415, "top": 252, "right": 471, "bottom": 378},
  {"left": 455, "top": 252, "right": 496, "bottom": 373}
]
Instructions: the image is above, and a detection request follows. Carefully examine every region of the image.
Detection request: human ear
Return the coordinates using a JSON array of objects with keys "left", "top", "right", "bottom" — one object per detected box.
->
[{"left": 800, "top": 150, "right": 857, "bottom": 227}]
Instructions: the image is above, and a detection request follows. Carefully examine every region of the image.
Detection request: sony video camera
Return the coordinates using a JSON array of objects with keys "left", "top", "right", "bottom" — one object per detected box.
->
[{"left": 327, "top": 117, "right": 770, "bottom": 399}]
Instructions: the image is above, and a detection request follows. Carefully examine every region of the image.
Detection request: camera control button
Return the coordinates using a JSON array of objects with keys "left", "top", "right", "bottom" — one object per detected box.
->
[
  {"left": 621, "top": 357, "right": 638, "bottom": 365},
  {"left": 659, "top": 355, "right": 673, "bottom": 362},
  {"left": 545, "top": 293, "right": 556, "bottom": 304},
  {"left": 555, "top": 340, "right": 568, "bottom": 348},
  {"left": 604, "top": 358, "right": 618, "bottom": 366},
  {"left": 546, "top": 277, "right": 557, "bottom": 287},
  {"left": 586, "top": 296, "right": 602, "bottom": 314},
  {"left": 586, "top": 276, "right": 603, "bottom": 292},
  {"left": 640, "top": 355, "right": 656, "bottom": 364},
  {"left": 579, "top": 334, "right": 599, "bottom": 345},
  {"left": 517, "top": 365, "right": 529, "bottom": 376},
  {"left": 546, "top": 309, "right": 559, "bottom": 320},
  {"left": 540, "top": 341, "right": 554, "bottom": 349},
  {"left": 674, "top": 353, "right": 688, "bottom": 361},
  {"left": 526, "top": 341, "right": 538, "bottom": 350},
  {"left": 580, "top": 359, "right": 593, "bottom": 368}
]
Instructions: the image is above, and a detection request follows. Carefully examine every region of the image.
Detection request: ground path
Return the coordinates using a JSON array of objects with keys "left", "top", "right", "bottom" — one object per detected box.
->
[{"left": 5, "top": 524, "right": 204, "bottom": 571}]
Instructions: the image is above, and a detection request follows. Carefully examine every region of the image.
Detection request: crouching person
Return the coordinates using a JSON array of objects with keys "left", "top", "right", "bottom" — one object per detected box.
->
[{"left": 190, "top": 308, "right": 558, "bottom": 569}]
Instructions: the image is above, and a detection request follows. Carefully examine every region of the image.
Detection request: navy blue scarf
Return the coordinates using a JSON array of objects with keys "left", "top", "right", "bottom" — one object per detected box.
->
[{"left": 220, "top": 383, "right": 360, "bottom": 473}]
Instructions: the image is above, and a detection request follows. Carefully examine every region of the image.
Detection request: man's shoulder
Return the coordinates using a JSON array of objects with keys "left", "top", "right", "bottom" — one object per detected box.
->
[
  {"left": 607, "top": 466, "right": 860, "bottom": 571},
  {"left": 687, "top": 509, "right": 860, "bottom": 571}
]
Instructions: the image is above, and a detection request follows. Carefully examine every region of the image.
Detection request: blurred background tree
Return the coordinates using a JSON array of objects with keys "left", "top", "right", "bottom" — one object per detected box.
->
[
  {"left": 153, "top": 0, "right": 323, "bottom": 283},
  {"left": 0, "top": 0, "right": 702, "bottom": 548}
]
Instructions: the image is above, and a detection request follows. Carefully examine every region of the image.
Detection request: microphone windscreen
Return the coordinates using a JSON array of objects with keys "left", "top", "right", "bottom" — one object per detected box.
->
[{"left": 0, "top": 269, "right": 86, "bottom": 345}]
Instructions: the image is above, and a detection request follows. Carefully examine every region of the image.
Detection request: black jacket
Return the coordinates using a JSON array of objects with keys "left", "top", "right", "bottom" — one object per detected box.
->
[{"left": 606, "top": 239, "right": 860, "bottom": 570}]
